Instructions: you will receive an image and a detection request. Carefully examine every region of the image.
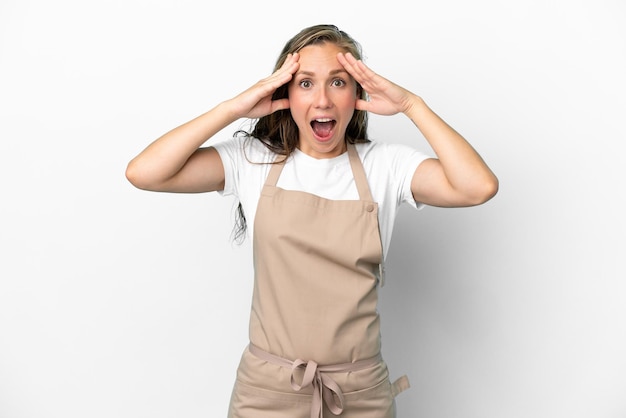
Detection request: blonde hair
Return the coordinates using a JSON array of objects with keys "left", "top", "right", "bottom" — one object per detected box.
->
[
  {"left": 239, "top": 24, "right": 369, "bottom": 156},
  {"left": 232, "top": 24, "right": 369, "bottom": 243}
]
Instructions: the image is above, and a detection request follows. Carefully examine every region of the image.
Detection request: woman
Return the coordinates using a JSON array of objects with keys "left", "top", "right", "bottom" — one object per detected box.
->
[{"left": 126, "top": 24, "right": 498, "bottom": 418}]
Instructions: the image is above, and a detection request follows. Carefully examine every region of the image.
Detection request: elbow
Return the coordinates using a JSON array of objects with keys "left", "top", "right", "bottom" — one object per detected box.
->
[
  {"left": 471, "top": 174, "right": 499, "bottom": 205},
  {"left": 125, "top": 159, "right": 151, "bottom": 190},
  {"left": 125, "top": 159, "right": 175, "bottom": 192}
]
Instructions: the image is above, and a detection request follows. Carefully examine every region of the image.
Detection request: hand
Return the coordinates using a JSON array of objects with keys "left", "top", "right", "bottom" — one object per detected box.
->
[
  {"left": 227, "top": 53, "right": 300, "bottom": 119},
  {"left": 337, "top": 52, "right": 416, "bottom": 116}
]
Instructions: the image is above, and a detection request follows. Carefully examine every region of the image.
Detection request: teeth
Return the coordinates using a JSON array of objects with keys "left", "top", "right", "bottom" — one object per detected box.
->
[{"left": 315, "top": 118, "right": 332, "bottom": 122}]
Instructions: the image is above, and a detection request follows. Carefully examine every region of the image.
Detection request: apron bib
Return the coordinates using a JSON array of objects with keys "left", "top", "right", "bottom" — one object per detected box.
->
[{"left": 228, "top": 144, "right": 409, "bottom": 417}]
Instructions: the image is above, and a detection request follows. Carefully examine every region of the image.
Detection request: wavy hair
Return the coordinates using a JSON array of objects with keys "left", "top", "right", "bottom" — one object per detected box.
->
[{"left": 232, "top": 24, "right": 370, "bottom": 243}]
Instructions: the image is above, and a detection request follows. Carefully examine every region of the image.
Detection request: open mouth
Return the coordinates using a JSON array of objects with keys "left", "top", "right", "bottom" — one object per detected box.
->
[{"left": 311, "top": 118, "right": 336, "bottom": 140}]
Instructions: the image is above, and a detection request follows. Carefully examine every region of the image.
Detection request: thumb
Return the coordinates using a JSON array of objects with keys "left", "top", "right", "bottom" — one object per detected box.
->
[
  {"left": 270, "top": 98, "right": 290, "bottom": 113},
  {"left": 354, "top": 98, "right": 370, "bottom": 112}
]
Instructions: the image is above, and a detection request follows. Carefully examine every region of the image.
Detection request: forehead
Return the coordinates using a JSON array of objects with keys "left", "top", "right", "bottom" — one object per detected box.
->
[{"left": 296, "top": 43, "right": 346, "bottom": 73}]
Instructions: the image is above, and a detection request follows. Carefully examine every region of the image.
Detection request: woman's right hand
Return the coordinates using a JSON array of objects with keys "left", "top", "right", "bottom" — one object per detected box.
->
[
  {"left": 126, "top": 53, "right": 300, "bottom": 193},
  {"left": 226, "top": 53, "right": 300, "bottom": 120}
]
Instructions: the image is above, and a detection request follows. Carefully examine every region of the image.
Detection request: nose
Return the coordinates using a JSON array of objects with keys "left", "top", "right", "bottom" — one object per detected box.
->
[{"left": 314, "top": 87, "right": 332, "bottom": 108}]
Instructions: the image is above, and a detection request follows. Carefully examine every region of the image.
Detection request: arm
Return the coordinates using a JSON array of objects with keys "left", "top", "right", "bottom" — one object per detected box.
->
[
  {"left": 405, "top": 98, "right": 499, "bottom": 207},
  {"left": 125, "top": 53, "right": 301, "bottom": 193},
  {"left": 337, "top": 52, "right": 498, "bottom": 207},
  {"left": 125, "top": 105, "right": 232, "bottom": 193}
]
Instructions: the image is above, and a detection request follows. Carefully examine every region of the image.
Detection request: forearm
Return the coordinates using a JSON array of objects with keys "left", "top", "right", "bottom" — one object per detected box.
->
[{"left": 126, "top": 101, "right": 237, "bottom": 188}]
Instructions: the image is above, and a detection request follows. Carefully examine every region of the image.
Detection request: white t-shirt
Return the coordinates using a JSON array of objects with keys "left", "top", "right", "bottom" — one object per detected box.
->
[{"left": 213, "top": 136, "right": 430, "bottom": 259}]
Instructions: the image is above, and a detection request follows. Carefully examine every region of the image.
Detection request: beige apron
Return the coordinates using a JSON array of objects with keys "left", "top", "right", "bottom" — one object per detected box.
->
[{"left": 228, "top": 144, "right": 409, "bottom": 418}]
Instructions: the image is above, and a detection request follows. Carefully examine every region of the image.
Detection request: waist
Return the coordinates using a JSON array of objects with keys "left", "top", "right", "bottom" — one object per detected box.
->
[
  {"left": 248, "top": 343, "right": 382, "bottom": 373},
  {"left": 247, "top": 343, "right": 383, "bottom": 418}
]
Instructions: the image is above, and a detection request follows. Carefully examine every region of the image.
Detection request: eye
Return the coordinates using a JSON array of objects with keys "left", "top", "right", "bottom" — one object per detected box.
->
[
  {"left": 331, "top": 78, "right": 346, "bottom": 87},
  {"left": 299, "top": 80, "right": 312, "bottom": 89}
]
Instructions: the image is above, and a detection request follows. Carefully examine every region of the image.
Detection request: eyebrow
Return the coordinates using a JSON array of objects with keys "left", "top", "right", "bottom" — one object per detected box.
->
[{"left": 297, "top": 68, "right": 349, "bottom": 77}]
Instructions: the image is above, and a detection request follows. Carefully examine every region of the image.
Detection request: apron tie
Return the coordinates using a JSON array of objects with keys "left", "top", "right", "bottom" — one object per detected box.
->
[
  {"left": 290, "top": 358, "right": 344, "bottom": 417},
  {"left": 249, "top": 343, "right": 382, "bottom": 418}
]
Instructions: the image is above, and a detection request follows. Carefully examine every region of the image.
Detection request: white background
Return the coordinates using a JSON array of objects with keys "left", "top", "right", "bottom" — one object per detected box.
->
[{"left": 1, "top": 0, "right": 625, "bottom": 417}]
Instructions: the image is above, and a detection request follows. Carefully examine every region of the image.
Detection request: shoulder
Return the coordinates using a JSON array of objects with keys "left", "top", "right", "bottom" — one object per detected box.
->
[
  {"left": 211, "top": 135, "right": 279, "bottom": 198},
  {"left": 212, "top": 135, "right": 279, "bottom": 166},
  {"left": 354, "top": 140, "right": 430, "bottom": 167}
]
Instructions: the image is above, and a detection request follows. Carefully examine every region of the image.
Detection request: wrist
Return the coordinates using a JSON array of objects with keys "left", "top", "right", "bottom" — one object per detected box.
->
[
  {"left": 403, "top": 94, "right": 427, "bottom": 119},
  {"left": 217, "top": 99, "right": 242, "bottom": 122}
]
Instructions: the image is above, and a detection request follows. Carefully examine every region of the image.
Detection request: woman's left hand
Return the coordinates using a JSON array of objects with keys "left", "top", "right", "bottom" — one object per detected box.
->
[
  {"left": 339, "top": 51, "right": 498, "bottom": 208},
  {"left": 337, "top": 52, "right": 416, "bottom": 116}
]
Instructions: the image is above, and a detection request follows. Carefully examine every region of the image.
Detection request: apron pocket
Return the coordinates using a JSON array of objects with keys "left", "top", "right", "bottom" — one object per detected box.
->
[
  {"left": 228, "top": 379, "right": 311, "bottom": 418},
  {"left": 340, "top": 377, "right": 397, "bottom": 418},
  {"left": 228, "top": 377, "right": 397, "bottom": 418}
]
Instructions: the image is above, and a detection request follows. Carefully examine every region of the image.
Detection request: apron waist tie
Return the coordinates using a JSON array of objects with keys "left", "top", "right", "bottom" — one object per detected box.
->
[{"left": 248, "top": 343, "right": 382, "bottom": 418}]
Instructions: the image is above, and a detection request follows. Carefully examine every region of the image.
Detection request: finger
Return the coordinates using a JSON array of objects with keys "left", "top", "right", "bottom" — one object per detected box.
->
[
  {"left": 350, "top": 55, "right": 377, "bottom": 83},
  {"left": 278, "top": 52, "right": 300, "bottom": 75},
  {"left": 270, "top": 98, "right": 290, "bottom": 113},
  {"left": 272, "top": 53, "right": 300, "bottom": 84},
  {"left": 337, "top": 51, "right": 358, "bottom": 66},
  {"left": 338, "top": 52, "right": 373, "bottom": 86},
  {"left": 354, "top": 98, "right": 370, "bottom": 112},
  {"left": 261, "top": 55, "right": 299, "bottom": 93},
  {"left": 337, "top": 52, "right": 360, "bottom": 77}
]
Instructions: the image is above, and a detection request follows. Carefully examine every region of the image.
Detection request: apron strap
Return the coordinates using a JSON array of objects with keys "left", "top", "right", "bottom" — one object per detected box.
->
[
  {"left": 346, "top": 144, "right": 387, "bottom": 286},
  {"left": 347, "top": 143, "right": 374, "bottom": 202},
  {"left": 262, "top": 143, "right": 385, "bottom": 285},
  {"left": 264, "top": 144, "right": 373, "bottom": 203},
  {"left": 347, "top": 143, "right": 387, "bottom": 286},
  {"left": 265, "top": 155, "right": 287, "bottom": 187},
  {"left": 390, "top": 374, "right": 411, "bottom": 398}
]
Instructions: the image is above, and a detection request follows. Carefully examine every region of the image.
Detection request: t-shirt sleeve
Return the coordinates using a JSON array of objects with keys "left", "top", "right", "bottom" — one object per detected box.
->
[
  {"left": 386, "top": 142, "right": 431, "bottom": 210},
  {"left": 211, "top": 135, "right": 275, "bottom": 208},
  {"left": 210, "top": 137, "right": 244, "bottom": 198}
]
